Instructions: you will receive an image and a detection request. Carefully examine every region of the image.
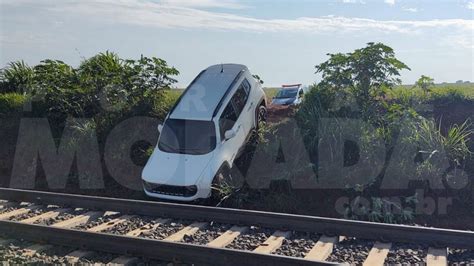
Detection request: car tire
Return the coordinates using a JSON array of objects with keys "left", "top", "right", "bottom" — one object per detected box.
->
[
  {"left": 256, "top": 105, "right": 267, "bottom": 130},
  {"left": 209, "top": 165, "right": 231, "bottom": 204}
]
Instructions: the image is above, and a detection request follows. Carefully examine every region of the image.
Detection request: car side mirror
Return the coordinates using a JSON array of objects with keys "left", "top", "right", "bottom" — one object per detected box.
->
[
  {"left": 158, "top": 124, "right": 163, "bottom": 133},
  {"left": 224, "top": 129, "right": 237, "bottom": 140}
]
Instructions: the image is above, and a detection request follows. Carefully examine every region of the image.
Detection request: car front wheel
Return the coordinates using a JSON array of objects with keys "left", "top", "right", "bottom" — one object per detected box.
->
[
  {"left": 209, "top": 166, "right": 231, "bottom": 204},
  {"left": 256, "top": 105, "right": 267, "bottom": 130}
]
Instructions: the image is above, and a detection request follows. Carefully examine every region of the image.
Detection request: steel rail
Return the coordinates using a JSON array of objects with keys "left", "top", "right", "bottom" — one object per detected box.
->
[
  {"left": 1, "top": 188, "right": 473, "bottom": 249},
  {"left": 0, "top": 220, "right": 334, "bottom": 266}
]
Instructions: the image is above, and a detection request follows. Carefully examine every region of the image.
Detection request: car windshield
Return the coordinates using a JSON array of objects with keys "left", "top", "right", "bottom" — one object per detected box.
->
[
  {"left": 158, "top": 119, "right": 216, "bottom": 155},
  {"left": 275, "top": 89, "right": 298, "bottom": 98}
]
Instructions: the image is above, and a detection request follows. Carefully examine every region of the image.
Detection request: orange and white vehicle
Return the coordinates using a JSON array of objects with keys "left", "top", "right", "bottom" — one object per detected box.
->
[{"left": 271, "top": 84, "right": 306, "bottom": 106}]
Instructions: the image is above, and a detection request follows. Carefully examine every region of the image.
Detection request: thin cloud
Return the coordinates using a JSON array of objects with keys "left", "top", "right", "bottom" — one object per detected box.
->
[
  {"left": 403, "top": 7, "right": 418, "bottom": 13},
  {"left": 467, "top": 1, "right": 474, "bottom": 9},
  {"left": 35, "top": 1, "right": 470, "bottom": 33},
  {"left": 385, "top": 0, "right": 396, "bottom": 6},
  {"left": 160, "top": 0, "right": 248, "bottom": 9},
  {"left": 341, "top": 0, "right": 366, "bottom": 4},
  {"left": 1, "top": 0, "right": 472, "bottom": 49}
]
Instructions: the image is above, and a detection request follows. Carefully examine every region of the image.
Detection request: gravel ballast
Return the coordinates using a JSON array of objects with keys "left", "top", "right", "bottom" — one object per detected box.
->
[
  {"left": 79, "top": 252, "right": 170, "bottom": 265},
  {"left": 326, "top": 238, "right": 373, "bottom": 265},
  {"left": 0, "top": 241, "right": 168, "bottom": 265},
  {"left": 385, "top": 243, "right": 428, "bottom": 265},
  {"left": 101, "top": 216, "right": 190, "bottom": 240},
  {"left": 0, "top": 241, "right": 73, "bottom": 265},
  {"left": 181, "top": 222, "right": 230, "bottom": 245},
  {"left": 140, "top": 220, "right": 190, "bottom": 240},
  {"left": 273, "top": 232, "right": 321, "bottom": 258},
  {"left": 33, "top": 208, "right": 87, "bottom": 226},
  {"left": 226, "top": 226, "right": 273, "bottom": 251},
  {"left": 448, "top": 249, "right": 474, "bottom": 265},
  {"left": 0, "top": 202, "right": 36, "bottom": 215},
  {"left": 0, "top": 206, "right": 19, "bottom": 215},
  {"left": 73, "top": 212, "right": 121, "bottom": 230},
  {"left": 8, "top": 206, "right": 59, "bottom": 222},
  {"left": 101, "top": 216, "right": 155, "bottom": 235}
]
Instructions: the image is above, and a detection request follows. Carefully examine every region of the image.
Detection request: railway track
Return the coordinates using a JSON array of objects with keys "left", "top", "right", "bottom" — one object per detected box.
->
[{"left": 0, "top": 188, "right": 473, "bottom": 265}]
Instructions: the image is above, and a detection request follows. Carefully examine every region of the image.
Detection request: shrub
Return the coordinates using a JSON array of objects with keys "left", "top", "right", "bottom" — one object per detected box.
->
[
  {"left": 0, "top": 61, "right": 35, "bottom": 93},
  {"left": 414, "top": 75, "right": 435, "bottom": 92},
  {"left": 296, "top": 83, "right": 346, "bottom": 155},
  {"left": 388, "top": 87, "right": 428, "bottom": 106},
  {"left": 430, "top": 87, "right": 471, "bottom": 105},
  {"left": 75, "top": 52, "right": 179, "bottom": 118},
  {"left": 0, "top": 52, "right": 180, "bottom": 143},
  {"left": 411, "top": 118, "right": 472, "bottom": 165},
  {"left": 0, "top": 93, "right": 27, "bottom": 115},
  {"left": 443, "top": 120, "right": 473, "bottom": 165},
  {"left": 152, "top": 89, "right": 181, "bottom": 118},
  {"left": 343, "top": 195, "right": 417, "bottom": 224},
  {"left": 383, "top": 116, "right": 472, "bottom": 193}
]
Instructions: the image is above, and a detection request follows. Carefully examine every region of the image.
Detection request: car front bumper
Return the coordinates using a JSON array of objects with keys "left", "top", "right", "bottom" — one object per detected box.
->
[{"left": 142, "top": 181, "right": 211, "bottom": 202}]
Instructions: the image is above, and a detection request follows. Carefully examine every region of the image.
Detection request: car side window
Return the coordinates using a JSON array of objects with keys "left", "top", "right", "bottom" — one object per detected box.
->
[
  {"left": 218, "top": 80, "right": 251, "bottom": 140},
  {"left": 231, "top": 80, "right": 250, "bottom": 117},
  {"left": 232, "top": 86, "right": 247, "bottom": 117},
  {"left": 242, "top": 79, "right": 251, "bottom": 95},
  {"left": 219, "top": 102, "right": 237, "bottom": 139}
]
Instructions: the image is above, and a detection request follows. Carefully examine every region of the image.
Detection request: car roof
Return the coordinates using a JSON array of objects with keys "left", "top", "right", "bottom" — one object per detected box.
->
[
  {"left": 170, "top": 64, "right": 247, "bottom": 121},
  {"left": 281, "top": 84, "right": 302, "bottom": 90}
]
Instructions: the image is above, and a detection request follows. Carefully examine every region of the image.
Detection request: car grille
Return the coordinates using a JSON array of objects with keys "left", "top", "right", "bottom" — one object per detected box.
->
[{"left": 143, "top": 181, "right": 197, "bottom": 197}]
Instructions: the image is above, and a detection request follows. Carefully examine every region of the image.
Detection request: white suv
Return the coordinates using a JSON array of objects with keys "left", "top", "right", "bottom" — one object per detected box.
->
[{"left": 142, "top": 64, "right": 267, "bottom": 201}]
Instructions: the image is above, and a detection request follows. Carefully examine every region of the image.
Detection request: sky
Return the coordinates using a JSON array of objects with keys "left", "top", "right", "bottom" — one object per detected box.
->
[{"left": 0, "top": 0, "right": 473, "bottom": 87}]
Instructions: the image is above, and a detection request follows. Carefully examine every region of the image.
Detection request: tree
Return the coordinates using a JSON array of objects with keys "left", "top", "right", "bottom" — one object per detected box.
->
[
  {"left": 33, "top": 59, "right": 81, "bottom": 116},
  {"left": 315, "top": 42, "right": 410, "bottom": 118},
  {"left": 78, "top": 51, "right": 124, "bottom": 94},
  {"left": 76, "top": 51, "right": 179, "bottom": 114},
  {"left": 414, "top": 75, "right": 434, "bottom": 92}
]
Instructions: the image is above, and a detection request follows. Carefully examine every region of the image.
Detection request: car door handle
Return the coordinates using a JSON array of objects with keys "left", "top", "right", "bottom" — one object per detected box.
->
[{"left": 247, "top": 102, "right": 254, "bottom": 111}]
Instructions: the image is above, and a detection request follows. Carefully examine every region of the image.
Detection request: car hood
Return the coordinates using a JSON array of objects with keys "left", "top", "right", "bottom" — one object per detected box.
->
[
  {"left": 142, "top": 148, "right": 214, "bottom": 186},
  {"left": 272, "top": 97, "right": 295, "bottom": 105}
]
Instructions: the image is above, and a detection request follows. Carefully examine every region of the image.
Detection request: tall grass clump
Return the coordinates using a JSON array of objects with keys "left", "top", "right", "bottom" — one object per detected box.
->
[
  {"left": 0, "top": 93, "right": 27, "bottom": 115},
  {"left": 0, "top": 61, "right": 35, "bottom": 93},
  {"left": 443, "top": 120, "right": 473, "bottom": 165}
]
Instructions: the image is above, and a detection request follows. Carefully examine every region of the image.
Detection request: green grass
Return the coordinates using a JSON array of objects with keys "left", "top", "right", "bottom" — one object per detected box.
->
[
  {"left": 431, "top": 84, "right": 474, "bottom": 99},
  {"left": 164, "top": 88, "right": 183, "bottom": 99},
  {"left": 0, "top": 92, "right": 26, "bottom": 115},
  {"left": 167, "top": 84, "right": 473, "bottom": 106},
  {"left": 389, "top": 84, "right": 474, "bottom": 103}
]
